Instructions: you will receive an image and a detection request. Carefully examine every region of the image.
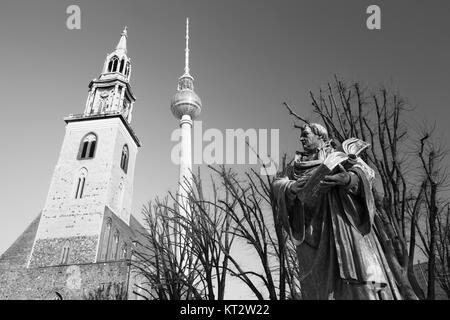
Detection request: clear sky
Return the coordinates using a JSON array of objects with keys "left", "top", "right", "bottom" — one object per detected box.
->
[{"left": 1, "top": 0, "right": 450, "bottom": 297}]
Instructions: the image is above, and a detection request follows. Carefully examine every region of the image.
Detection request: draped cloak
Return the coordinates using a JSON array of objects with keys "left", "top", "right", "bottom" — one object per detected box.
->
[{"left": 273, "top": 155, "right": 402, "bottom": 300}]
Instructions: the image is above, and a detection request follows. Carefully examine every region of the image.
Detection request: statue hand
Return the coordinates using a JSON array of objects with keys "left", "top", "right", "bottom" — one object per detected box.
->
[
  {"left": 319, "top": 165, "right": 351, "bottom": 190},
  {"left": 318, "top": 148, "right": 327, "bottom": 161},
  {"left": 321, "top": 173, "right": 350, "bottom": 186}
]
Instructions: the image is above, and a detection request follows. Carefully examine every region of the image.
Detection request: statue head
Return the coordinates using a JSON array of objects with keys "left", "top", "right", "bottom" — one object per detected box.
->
[{"left": 300, "top": 123, "right": 329, "bottom": 153}]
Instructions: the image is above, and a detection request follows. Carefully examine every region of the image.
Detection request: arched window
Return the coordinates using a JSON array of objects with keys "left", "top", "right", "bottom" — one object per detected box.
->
[
  {"left": 119, "top": 59, "right": 125, "bottom": 73},
  {"left": 104, "top": 218, "right": 112, "bottom": 261},
  {"left": 60, "top": 241, "right": 71, "bottom": 265},
  {"left": 112, "top": 56, "right": 119, "bottom": 72},
  {"left": 113, "top": 231, "right": 120, "bottom": 260},
  {"left": 120, "top": 145, "right": 129, "bottom": 173},
  {"left": 125, "top": 62, "right": 131, "bottom": 76},
  {"left": 108, "top": 60, "right": 113, "bottom": 72},
  {"left": 75, "top": 168, "right": 88, "bottom": 199},
  {"left": 78, "top": 133, "right": 97, "bottom": 160}
]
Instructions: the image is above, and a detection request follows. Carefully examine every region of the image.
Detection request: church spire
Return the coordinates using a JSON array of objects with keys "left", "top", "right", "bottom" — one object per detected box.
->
[
  {"left": 99, "top": 26, "right": 132, "bottom": 81},
  {"left": 115, "top": 26, "right": 128, "bottom": 55},
  {"left": 82, "top": 26, "right": 136, "bottom": 123}
]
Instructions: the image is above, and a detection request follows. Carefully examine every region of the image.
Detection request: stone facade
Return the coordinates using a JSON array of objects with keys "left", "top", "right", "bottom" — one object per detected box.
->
[
  {"left": 28, "top": 116, "right": 139, "bottom": 267},
  {"left": 97, "top": 206, "right": 136, "bottom": 262},
  {"left": 0, "top": 261, "right": 130, "bottom": 300},
  {"left": 29, "top": 236, "right": 98, "bottom": 268},
  {"left": 0, "top": 211, "right": 150, "bottom": 300}
]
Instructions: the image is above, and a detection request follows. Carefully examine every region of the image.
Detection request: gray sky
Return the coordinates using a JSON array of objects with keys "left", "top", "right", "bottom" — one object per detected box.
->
[{"left": 1, "top": 0, "right": 450, "bottom": 297}]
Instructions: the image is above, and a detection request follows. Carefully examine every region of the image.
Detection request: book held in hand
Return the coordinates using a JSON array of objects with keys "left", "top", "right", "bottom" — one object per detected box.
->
[{"left": 297, "top": 138, "right": 370, "bottom": 206}]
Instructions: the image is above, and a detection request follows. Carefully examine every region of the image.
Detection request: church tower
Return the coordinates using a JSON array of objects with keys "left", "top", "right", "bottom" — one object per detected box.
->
[{"left": 27, "top": 27, "right": 141, "bottom": 268}]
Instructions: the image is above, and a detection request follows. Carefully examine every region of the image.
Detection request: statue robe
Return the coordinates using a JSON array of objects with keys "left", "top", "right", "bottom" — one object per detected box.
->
[{"left": 273, "top": 157, "right": 402, "bottom": 300}]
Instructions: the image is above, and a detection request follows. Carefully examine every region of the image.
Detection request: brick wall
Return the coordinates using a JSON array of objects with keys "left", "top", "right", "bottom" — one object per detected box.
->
[
  {"left": 0, "top": 211, "right": 151, "bottom": 300},
  {"left": 29, "top": 235, "right": 98, "bottom": 268},
  {"left": 0, "top": 261, "right": 130, "bottom": 300}
]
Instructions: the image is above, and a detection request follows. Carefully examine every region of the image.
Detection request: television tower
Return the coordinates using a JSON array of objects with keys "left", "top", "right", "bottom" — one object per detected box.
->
[{"left": 170, "top": 18, "right": 202, "bottom": 214}]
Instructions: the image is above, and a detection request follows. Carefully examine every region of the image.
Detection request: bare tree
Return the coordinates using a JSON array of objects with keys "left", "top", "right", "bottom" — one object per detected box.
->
[
  {"left": 132, "top": 168, "right": 239, "bottom": 300},
  {"left": 413, "top": 129, "right": 449, "bottom": 299},
  {"left": 436, "top": 206, "right": 450, "bottom": 298},
  {"left": 134, "top": 164, "right": 301, "bottom": 300},
  {"left": 209, "top": 164, "right": 302, "bottom": 300},
  {"left": 132, "top": 197, "right": 204, "bottom": 300}
]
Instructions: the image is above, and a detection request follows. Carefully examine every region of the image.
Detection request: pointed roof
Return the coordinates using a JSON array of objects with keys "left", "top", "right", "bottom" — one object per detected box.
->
[
  {"left": 0, "top": 213, "right": 41, "bottom": 269},
  {"left": 115, "top": 26, "right": 128, "bottom": 55}
]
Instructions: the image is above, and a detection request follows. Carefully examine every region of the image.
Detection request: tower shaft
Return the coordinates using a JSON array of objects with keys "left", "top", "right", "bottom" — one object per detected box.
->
[{"left": 177, "top": 115, "right": 193, "bottom": 212}]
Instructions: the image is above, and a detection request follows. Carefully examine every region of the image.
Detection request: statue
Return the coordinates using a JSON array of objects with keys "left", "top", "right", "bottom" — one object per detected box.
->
[{"left": 273, "top": 123, "right": 402, "bottom": 300}]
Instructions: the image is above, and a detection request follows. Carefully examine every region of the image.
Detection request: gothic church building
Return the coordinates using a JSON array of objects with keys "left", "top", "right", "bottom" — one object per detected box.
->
[{"left": 0, "top": 28, "right": 148, "bottom": 300}]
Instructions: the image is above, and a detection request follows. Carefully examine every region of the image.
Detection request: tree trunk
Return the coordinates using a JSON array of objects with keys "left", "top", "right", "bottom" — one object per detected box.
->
[
  {"left": 427, "top": 181, "right": 438, "bottom": 300},
  {"left": 407, "top": 183, "right": 426, "bottom": 299}
]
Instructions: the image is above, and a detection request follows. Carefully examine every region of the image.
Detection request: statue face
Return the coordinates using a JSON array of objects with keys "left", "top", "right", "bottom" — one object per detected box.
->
[{"left": 300, "top": 126, "right": 323, "bottom": 152}]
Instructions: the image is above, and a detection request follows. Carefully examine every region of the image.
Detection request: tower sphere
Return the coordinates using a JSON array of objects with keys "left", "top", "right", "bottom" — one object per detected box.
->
[{"left": 170, "top": 78, "right": 202, "bottom": 120}]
